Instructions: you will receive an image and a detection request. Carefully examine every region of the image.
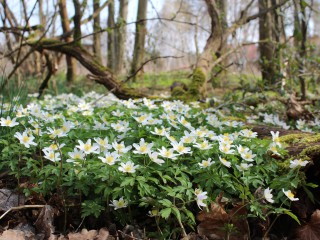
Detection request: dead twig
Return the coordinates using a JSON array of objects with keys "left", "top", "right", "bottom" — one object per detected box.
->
[{"left": 0, "top": 205, "right": 45, "bottom": 220}]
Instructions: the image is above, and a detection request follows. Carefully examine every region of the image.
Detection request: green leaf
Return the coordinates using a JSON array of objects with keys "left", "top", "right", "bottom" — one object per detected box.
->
[
  {"left": 284, "top": 210, "right": 300, "bottom": 225},
  {"left": 159, "top": 199, "right": 172, "bottom": 208},
  {"left": 160, "top": 208, "right": 172, "bottom": 219},
  {"left": 303, "top": 185, "right": 315, "bottom": 204},
  {"left": 306, "top": 183, "right": 318, "bottom": 188},
  {"left": 183, "top": 208, "right": 195, "bottom": 223},
  {"left": 120, "top": 177, "right": 135, "bottom": 187},
  {"left": 172, "top": 207, "right": 182, "bottom": 223}
]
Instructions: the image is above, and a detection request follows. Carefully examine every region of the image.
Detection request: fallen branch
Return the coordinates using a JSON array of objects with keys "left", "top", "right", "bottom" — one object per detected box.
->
[{"left": 0, "top": 205, "right": 45, "bottom": 220}]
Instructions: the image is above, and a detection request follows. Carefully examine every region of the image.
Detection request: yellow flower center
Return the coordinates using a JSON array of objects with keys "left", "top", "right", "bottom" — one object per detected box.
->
[
  {"left": 140, "top": 145, "right": 147, "bottom": 152},
  {"left": 177, "top": 145, "right": 185, "bottom": 152},
  {"left": 287, "top": 191, "right": 294, "bottom": 198},
  {"left": 22, "top": 136, "right": 30, "bottom": 143},
  {"left": 124, "top": 165, "right": 132, "bottom": 172},
  {"left": 5, "top": 119, "right": 12, "bottom": 125},
  {"left": 106, "top": 156, "right": 114, "bottom": 163},
  {"left": 117, "top": 200, "right": 125, "bottom": 207},
  {"left": 84, "top": 144, "right": 91, "bottom": 152}
]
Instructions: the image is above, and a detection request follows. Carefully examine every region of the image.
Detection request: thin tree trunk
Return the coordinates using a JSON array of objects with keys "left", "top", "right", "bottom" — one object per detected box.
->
[
  {"left": 72, "top": 0, "right": 82, "bottom": 46},
  {"left": 294, "top": 0, "right": 307, "bottom": 100},
  {"left": 259, "top": 0, "right": 280, "bottom": 86},
  {"left": 130, "top": 0, "right": 148, "bottom": 82},
  {"left": 107, "top": 0, "right": 116, "bottom": 70},
  {"left": 93, "top": 0, "right": 102, "bottom": 63},
  {"left": 58, "top": 0, "right": 76, "bottom": 83},
  {"left": 114, "top": 0, "right": 128, "bottom": 74}
]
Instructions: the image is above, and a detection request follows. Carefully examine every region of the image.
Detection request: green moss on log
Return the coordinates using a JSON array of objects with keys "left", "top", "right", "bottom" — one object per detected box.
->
[
  {"left": 171, "top": 86, "right": 187, "bottom": 98},
  {"left": 187, "top": 68, "right": 206, "bottom": 100},
  {"left": 280, "top": 133, "right": 320, "bottom": 145},
  {"left": 300, "top": 145, "right": 320, "bottom": 159}
]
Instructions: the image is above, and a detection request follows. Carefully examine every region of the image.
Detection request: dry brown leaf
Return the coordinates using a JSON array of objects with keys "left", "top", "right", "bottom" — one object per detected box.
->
[
  {"left": 68, "top": 229, "right": 98, "bottom": 240},
  {"left": 296, "top": 209, "right": 320, "bottom": 240},
  {"left": 197, "top": 193, "right": 248, "bottom": 240},
  {"left": 0, "top": 229, "right": 27, "bottom": 240},
  {"left": 94, "top": 228, "right": 110, "bottom": 240},
  {"left": 0, "top": 189, "right": 25, "bottom": 212},
  {"left": 34, "top": 205, "right": 55, "bottom": 239}
]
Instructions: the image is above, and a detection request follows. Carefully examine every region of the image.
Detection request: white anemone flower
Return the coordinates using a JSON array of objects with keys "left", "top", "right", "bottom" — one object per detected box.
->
[
  {"left": 171, "top": 141, "right": 192, "bottom": 155},
  {"left": 240, "top": 149, "right": 256, "bottom": 162},
  {"left": 67, "top": 148, "right": 85, "bottom": 163},
  {"left": 14, "top": 131, "right": 37, "bottom": 148},
  {"left": 98, "top": 151, "right": 120, "bottom": 165},
  {"left": 118, "top": 161, "right": 138, "bottom": 173},
  {"left": 289, "top": 159, "right": 309, "bottom": 169},
  {"left": 112, "top": 141, "right": 132, "bottom": 155},
  {"left": 194, "top": 189, "right": 208, "bottom": 209},
  {"left": 43, "top": 143, "right": 66, "bottom": 152},
  {"left": 282, "top": 189, "right": 299, "bottom": 201},
  {"left": 0, "top": 116, "right": 19, "bottom": 127},
  {"left": 133, "top": 138, "right": 154, "bottom": 155},
  {"left": 112, "top": 109, "right": 124, "bottom": 117},
  {"left": 148, "top": 152, "right": 165, "bottom": 165},
  {"left": 181, "top": 132, "right": 197, "bottom": 144},
  {"left": 178, "top": 116, "right": 192, "bottom": 129},
  {"left": 271, "top": 131, "right": 281, "bottom": 147},
  {"left": 219, "top": 142, "right": 235, "bottom": 154},
  {"left": 46, "top": 127, "right": 67, "bottom": 138},
  {"left": 219, "top": 156, "right": 231, "bottom": 168},
  {"left": 109, "top": 197, "right": 128, "bottom": 210},
  {"left": 236, "top": 163, "right": 253, "bottom": 171},
  {"left": 193, "top": 140, "right": 213, "bottom": 150},
  {"left": 198, "top": 158, "right": 214, "bottom": 168},
  {"left": 43, "top": 149, "right": 61, "bottom": 162},
  {"left": 158, "top": 147, "right": 178, "bottom": 160},
  {"left": 94, "top": 137, "right": 112, "bottom": 153},
  {"left": 264, "top": 187, "right": 274, "bottom": 203},
  {"left": 76, "top": 139, "right": 100, "bottom": 155},
  {"left": 150, "top": 127, "right": 168, "bottom": 136},
  {"left": 240, "top": 129, "right": 258, "bottom": 138}
]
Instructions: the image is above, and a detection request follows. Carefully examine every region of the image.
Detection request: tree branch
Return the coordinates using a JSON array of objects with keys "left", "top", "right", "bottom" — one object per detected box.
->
[{"left": 125, "top": 55, "right": 184, "bottom": 83}]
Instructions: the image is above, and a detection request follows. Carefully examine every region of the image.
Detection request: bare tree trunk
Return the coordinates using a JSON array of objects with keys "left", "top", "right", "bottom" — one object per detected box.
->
[
  {"left": 294, "top": 0, "right": 307, "bottom": 100},
  {"left": 58, "top": 0, "right": 77, "bottom": 84},
  {"left": 259, "top": 0, "right": 281, "bottom": 86},
  {"left": 107, "top": 0, "right": 116, "bottom": 70},
  {"left": 36, "top": 0, "right": 46, "bottom": 75},
  {"left": 130, "top": 0, "right": 148, "bottom": 82},
  {"left": 114, "top": 0, "right": 128, "bottom": 74},
  {"left": 184, "top": 0, "right": 288, "bottom": 102},
  {"left": 93, "top": 0, "right": 102, "bottom": 63},
  {"left": 72, "top": 0, "right": 82, "bottom": 46}
]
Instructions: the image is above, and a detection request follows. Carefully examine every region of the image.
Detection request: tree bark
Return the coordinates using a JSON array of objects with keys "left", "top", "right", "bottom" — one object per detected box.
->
[
  {"left": 258, "top": 0, "right": 281, "bottom": 86},
  {"left": 72, "top": 0, "right": 82, "bottom": 46},
  {"left": 114, "top": 0, "right": 128, "bottom": 74},
  {"left": 93, "top": 0, "right": 102, "bottom": 63},
  {"left": 107, "top": 0, "right": 116, "bottom": 70},
  {"left": 130, "top": 0, "right": 148, "bottom": 82},
  {"left": 294, "top": 0, "right": 307, "bottom": 100},
  {"left": 58, "top": 0, "right": 77, "bottom": 83}
]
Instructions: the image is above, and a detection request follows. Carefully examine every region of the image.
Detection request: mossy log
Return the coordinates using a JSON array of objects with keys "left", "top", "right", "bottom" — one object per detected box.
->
[
  {"left": 27, "top": 39, "right": 147, "bottom": 100},
  {"left": 251, "top": 125, "right": 320, "bottom": 159},
  {"left": 252, "top": 124, "right": 320, "bottom": 223}
]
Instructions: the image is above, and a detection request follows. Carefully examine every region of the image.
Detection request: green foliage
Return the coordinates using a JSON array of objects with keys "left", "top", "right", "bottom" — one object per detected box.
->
[{"left": 0, "top": 92, "right": 313, "bottom": 238}]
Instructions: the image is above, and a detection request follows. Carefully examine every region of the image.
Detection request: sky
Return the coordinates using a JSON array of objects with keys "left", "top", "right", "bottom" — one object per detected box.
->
[{"left": 1, "top": 0, "right": 164, "bottom": 34}]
